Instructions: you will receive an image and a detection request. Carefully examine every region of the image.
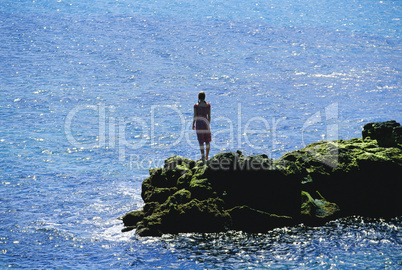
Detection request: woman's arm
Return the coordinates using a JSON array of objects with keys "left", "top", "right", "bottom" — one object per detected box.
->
[
  {"left": 192, "top": 106, "right": 197, "bottom": 130},
  {"left": 208, "top": 105, "right": 211, "bottom": 124}
]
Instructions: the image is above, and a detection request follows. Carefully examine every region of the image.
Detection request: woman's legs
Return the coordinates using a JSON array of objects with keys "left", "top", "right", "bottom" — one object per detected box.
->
[
  {"left": 199, "top": 142, "right": 210, "bottom": 161},
  {"left": 199, "top": 143, "right": 205, "bottom": 160},
  {"left": 198, "top": 141, "right": 210, "bottom": 161}
]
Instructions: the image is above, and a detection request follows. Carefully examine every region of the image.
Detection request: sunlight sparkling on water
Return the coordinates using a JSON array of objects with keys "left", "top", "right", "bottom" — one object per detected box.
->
[{"left": 1, "top": 0, "right": 401, "bottom": 268}]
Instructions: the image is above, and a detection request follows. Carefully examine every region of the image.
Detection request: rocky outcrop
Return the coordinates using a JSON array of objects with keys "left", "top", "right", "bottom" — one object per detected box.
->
[
  {"left": 122, "top": 121, "right": 402, "bottom": 236},
  {"left": 287, "top": 137, "right": 402, "bottom": 218},
  {"left": 362, "top": 120, "right": 402, "bottom": 147}
]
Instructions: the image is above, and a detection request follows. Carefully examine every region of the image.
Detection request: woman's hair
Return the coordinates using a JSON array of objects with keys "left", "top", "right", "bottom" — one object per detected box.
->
[{"left": 198, "top": 91, "right": 206, "bottom": 102}]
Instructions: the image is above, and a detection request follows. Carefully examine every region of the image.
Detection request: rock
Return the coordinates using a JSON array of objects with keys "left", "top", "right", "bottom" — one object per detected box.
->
[
  {"left": 394, "top": 126, "right": 402, "bottom": 145},
  {"left": 161, "top": 198, "right": 231, "bottom": 234},
  {"left": 301, "top": 191, "right": 340, "bottom": 225},
  {"left": 122, "top": 121, "right": 402, "bottom": 236},
  {"left": 362, "top": 120, "right": 401, "bottom": 147},
  {"left": 135, "top": 197, "right": 231, "bottom": 236},
  {"left": 293, "top": 124, "right": 402, "bottom": 218},
  {"left": 228, "top": 205, "right": 294, "bottom": 232},
  {"left": 121, "top": 226, "right": 137, "bottom": 233},
  {"left": 205, "top": 152, "right": 300, "bottom": 217},
  {"left": 189, "top": 177, "right": 216, "bottom": 200},
  {"left": 167, "top": 189, "right": 192, "bottom": 205},
  {"left": 284, "top": 137, "right": 402, "bottom": 218},
  {"left": 122, "top": 210, "right": 144, "bottom": 227},
  {"left": 142, "top": 186, "right": 178, "bottom": 204}
]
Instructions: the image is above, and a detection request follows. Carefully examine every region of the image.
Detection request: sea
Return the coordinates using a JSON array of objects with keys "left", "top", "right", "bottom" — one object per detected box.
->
[{"left": 1, "top": 0, "right": 401, "bottom": 268}]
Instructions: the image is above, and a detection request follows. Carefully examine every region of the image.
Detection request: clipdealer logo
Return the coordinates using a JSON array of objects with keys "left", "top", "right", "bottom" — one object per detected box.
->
[
  {"left": 301, "top": 103, "right": 339, "bottom": 168},
  {"left": 64, "top": 102, "right": 339, "bottom": 169}
]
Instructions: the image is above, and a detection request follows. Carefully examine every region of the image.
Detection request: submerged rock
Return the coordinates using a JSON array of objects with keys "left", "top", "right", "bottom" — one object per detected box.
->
[{"left": 122, "top": 121, "right": 402, "bottom": 236}]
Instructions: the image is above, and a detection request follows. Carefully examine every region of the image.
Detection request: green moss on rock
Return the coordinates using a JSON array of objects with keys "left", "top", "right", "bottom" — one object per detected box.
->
[
  {"left": 123, "top": 121, "right": 402, "bottom": 236},
  {"left": 362, "top": 120, "right": 401, "bottom": 147},
  {"left": 301, "top": 191, "right": 340, "bottom": 225}
]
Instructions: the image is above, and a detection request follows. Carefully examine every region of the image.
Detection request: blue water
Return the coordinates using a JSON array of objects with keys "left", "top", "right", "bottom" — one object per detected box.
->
[{"left": 1, "top": 0, "right": 401, "bottom": 268}]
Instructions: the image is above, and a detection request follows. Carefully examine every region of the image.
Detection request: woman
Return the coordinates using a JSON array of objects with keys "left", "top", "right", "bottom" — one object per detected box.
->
[{"left": 192, "top": 91, "right": 211, "bottom": 161}]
